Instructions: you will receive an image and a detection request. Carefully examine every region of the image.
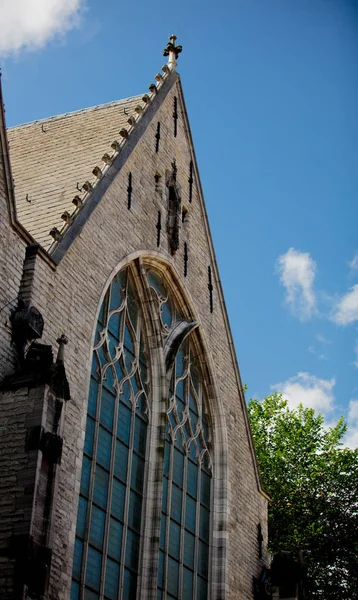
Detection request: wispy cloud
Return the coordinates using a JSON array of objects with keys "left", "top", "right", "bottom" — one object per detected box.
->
[
  {"left": 276, "top": 248, "right": 317, "bottom": 321},
  {"left": 0, "top": 0, "right": 84, "bottom": 57},
  {"left": 332, "top": 285, "right": 358, "bottom": 326},
  {"left": 343, "top": 399, "right": 358, "bottom": 449},
  {"left": 349, "top": 253, "right": 358, "bottom": 272},
  {"left": 272, "top": 372, "right": 335, "bottom": 413},
  {"left": 316, "top": 333, "right": 331, "bottom": 345}
]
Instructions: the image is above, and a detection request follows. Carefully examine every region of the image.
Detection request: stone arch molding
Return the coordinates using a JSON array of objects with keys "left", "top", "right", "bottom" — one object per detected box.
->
[{"left": 77, "top": 250, "right": 229, "bottom": 600}]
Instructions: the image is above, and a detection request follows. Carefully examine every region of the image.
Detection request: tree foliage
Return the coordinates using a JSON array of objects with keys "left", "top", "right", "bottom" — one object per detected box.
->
[{"left": 247, "top": 393, "right": 358, "bottom": 599}]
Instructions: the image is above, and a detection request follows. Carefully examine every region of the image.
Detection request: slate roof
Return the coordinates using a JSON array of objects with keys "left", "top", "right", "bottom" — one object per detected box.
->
[{"left": 7, "top": 94, "right": 143, "bottom": 249}]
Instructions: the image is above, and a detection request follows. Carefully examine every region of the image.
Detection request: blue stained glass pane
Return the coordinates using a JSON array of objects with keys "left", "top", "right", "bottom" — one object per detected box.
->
[
  {"left": 131, "top": 454, "right": 145, "bottom": 493},
  {"left": 188, "top": 440, "right": 198, "bottom": 461},
  {"left": 128, "top": 490, "right": 142, "bottom": 531},
  {"left": 201, "top": 472, "right": 211, "bottom": 507},
  {"left": 93, "top": 466, "right": 109, "bottom": 509},
  {"left": 104, "top": 558, "right": 120, "bottom": 600},
  {"left": 124, "top": 349, "right": 135, "bottom": 375},
  {"left": 115, "top": 360, "right": 124, "bottom": 383},
  {"left": 157, "top": 590, "right": 163, "bottom": 600},
  {"left": 162, "top": 478, "right": 168, "bottom": 512},
  {"left": 171, "top": 485, "right": 182, "bottom": 523},
  {"left": 199, "top": 506, "right": 210, "bottom": 542},
  {"left": 123, "top": 568, "right": 137, "bottom": 600},
  {"left": 197, "top": 575, "right": 208, "bottom": 600},
  {"left": 114, "top": 440, "right": 128, "bottom": 482},
  {"left": 125, "top": 529, "right": 140, "bottom": 570},
  {"left": 185, "top": 495, "right": 196, "bottom": 533},
  {"left": 70, "top": 580, "right": 79, "bottom": 600},
  {"left": 168, "top": 520, "right": 180, "bottom": 560},
  {"left": 187, "top": 459, "right": 198, "bottom": 498},
  {"left": 161, "top": 300, "right": 173, "bottom": 328},
  {"left": 176, "top": 379, "right": 185, "bottom": 400},
  {"left": 103, "top": 365, "right": 115, "bottom": 393},
  {"left": 176, "top": 350, "right": 185, "bottom": 378},
  {"left": 89, "top": 505, "right": 106, "bottom": 549},
  {"left": 198, "top": 540, "right": 209, "bottom": 577},
  {"left": 108, "top": 312, "right": 120, "bottom": 339},
  {"left": 109, "top": 272, "right": 126, "bottom": 312},
  {"left": 84, "top": 417, "right": 95, "bottom": 457},
  {"left": 84, "top": 589, "right": 100, "bottom": 600},
  {"left": 108, "top": 331, "right": 120, "bottom": 361},
  {"left": 97, "top": 427, "right": 112, "bottom": 470},
  {"left": 168, "top": 410, "right": 176, "bottom": 432},
  {"left": 97, "top": 344, "right": 107, "bottom": 369},
  {"left": 100, "top": 388, "right": 115, "bottom": 431},
  {"left": 183, "top": 567, "right": 194, "bottom": 600},
  {"left": 189, "top": 391, "right": 198, "bottom": 414},
  {"left": 119, "top": 378, "right": 132, "bottom": 406},
  {"left": 124, "top": 325, "right": 135, "bottom": 354},
  {"left": 160, "top": 513, "right": 166, "bottom": 549},
  {"left": 88, "top": 378, "right": 98, "bottom": 416},
  {"left": 167, "top": 557, "right": 179, "bottom": 597},
  {"left": 80, "top": 456, "right": 92, "bottom": 497},
  {"left": 163, "top": 442, "right": 170, "bottom": 476},
  {"left": 117, "top": 403, "right": 131, "bottom": 444},
  {"left": 107, "top": 518, "right": 123, "bottom": 560},
  {"left": 76, "top": 496, "right": 87, "bottom": 538},
  {"left": 133, "top": 416, "right": 147, "bottom": 456},
  {"left": 111, "top": 478, "right": 125, "bottom": 521},
  {"left": 72, "top": 538, "right": 83, "bottom": 579},
  {"left": 85, "top": 546, "right": 102, "bottom": 591},
  {"left": 173, "top": 448, "right": 184, "bottom": 487},
  {"left": 91, "top": 353, "right": 100, "bottom": 380},
  {"left": 189, "top": 409, "right": 198, "bottom": 432},
  {"left": 183, "top": 530, "right": 195, "bottom": 567},
  {"left": 157, "top": 549, "right": 165, "bottom": 588}
]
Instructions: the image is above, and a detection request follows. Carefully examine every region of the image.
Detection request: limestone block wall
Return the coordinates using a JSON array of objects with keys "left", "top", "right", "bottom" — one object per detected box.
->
[{"left": 0, "top": 73, "right": 268, "bottom": 599}]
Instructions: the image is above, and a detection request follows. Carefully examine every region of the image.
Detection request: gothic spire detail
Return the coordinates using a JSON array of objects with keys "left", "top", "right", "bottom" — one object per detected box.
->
[{"left": 163, "top": 34, "right": 182, "bottom": 70}]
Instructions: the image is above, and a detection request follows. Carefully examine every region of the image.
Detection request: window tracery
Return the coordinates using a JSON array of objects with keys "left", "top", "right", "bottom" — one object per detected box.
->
[{"left": 72, "top": 261, "right": 214, "bottom": 600}]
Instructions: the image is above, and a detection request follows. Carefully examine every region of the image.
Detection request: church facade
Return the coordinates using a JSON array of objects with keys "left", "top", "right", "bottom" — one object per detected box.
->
[{"left": 0, "top": 38, "right": 269, "bottom": 600}]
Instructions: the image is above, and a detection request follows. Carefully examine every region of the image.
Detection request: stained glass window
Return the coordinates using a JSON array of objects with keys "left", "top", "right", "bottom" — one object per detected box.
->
[{"left": 71, "top": 267, "right": 149, "bottom": 600}]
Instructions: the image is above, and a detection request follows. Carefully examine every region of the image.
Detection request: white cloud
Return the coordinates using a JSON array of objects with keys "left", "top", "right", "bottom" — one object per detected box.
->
[
  {"left": 276, "top": 248, "right": 317, "bottom": 321},
  {"left": 0, "top": 0, "right": 83, "bottom": 57},
  {"left": 272, "top": 372, "right": 335, "bottom": 413},
  {"left": 349, "top": 253, "right": 358, "bottom": 271},
  {"left": 343, "top": 399, "right": 358, "bottom": 449},
  {"left": 332, "top": 285, "right": 358, "bottom": 326},
  {"left": 354, "top": 339, "right": 358, "bottom": 369},
  {"left": 316, "top": 333, "right": 331, "bottom": 345}
]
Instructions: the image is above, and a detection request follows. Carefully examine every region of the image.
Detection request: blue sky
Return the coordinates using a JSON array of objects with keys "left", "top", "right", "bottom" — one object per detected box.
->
[{"left": 1, "top": 0, "right": 358, "bottom": 444}]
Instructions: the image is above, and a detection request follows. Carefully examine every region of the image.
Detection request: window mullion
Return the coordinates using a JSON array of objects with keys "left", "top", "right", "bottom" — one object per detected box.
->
[
  {"left": 163, "top": 429, "right": 175, "bottom": 598},
  {"left": 193, "top": 465, "right": 201, "bottom": 599}
]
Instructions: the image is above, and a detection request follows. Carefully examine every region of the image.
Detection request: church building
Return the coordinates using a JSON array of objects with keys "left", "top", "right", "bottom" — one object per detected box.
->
[{"left": 0, "top": 37, "right": 269, "bottom": 600}]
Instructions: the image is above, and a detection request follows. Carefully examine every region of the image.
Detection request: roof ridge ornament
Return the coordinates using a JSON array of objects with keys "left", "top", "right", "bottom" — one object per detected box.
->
[{"left": 163, "top": 34, "right": 182, "bottom": 71}]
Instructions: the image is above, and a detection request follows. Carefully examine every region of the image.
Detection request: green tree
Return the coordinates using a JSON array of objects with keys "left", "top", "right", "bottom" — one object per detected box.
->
[{"left": 247, "top": 393, "right": 358, "bottom": 599}]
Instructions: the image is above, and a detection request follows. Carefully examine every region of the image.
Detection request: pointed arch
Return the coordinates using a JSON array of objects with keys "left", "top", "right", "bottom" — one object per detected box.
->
[{"left": 71, "top": 251, "right": 229, "bottom": 599}]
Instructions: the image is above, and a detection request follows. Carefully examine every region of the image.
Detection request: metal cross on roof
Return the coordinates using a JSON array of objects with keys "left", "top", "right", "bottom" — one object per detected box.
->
[{"left": 163, "top": 35, "right": 182, "bottom": 70}]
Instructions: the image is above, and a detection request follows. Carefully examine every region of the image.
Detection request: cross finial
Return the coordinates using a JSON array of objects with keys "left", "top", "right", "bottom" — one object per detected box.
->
[{"left": 163, "top": 34, "right": 182, "bottom": 71}]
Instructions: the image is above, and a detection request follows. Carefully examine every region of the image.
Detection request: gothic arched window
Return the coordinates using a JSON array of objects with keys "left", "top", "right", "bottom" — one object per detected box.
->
[
  {"left": 71, "top": 267, "right": 150, "bottom": 600},
  {"left": 72, "top": 260, "right": 214, "bottom": 600}
]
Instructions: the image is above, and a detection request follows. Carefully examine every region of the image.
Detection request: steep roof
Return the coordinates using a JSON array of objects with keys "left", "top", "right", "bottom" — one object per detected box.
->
[{"left": 7, "top": 94, "right": 142, "bottom": 249}]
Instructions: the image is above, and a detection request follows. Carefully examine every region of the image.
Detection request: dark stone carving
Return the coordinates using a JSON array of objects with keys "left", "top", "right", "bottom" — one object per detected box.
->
[
  {"left": 258, "top": 522, "right": 263, "bottom": 559},
  {"left": 188, "top": 160, "right": 194, "bottom": 203},
  {"left": 184, "top": 242, "right": 188, "bottom": 277},
  {"left": 10, "top": 534, "right": 52, "bottom": 598},
  {"left": 155, "top": 121, "right": 161, "bottom": 152},
  {"left": 156, "top": 210, "right": 162, "bottom": 247},
  {"left": 127, "top": 172, "right": 133, "bottom": 209},
  {"left": 208, "top": 266, "right": 214, "bottom": 313},
  {"left": 10, "top": 300, "right": 44, "bottom": 368},
  {"left": 167, "top": 161, "right": 181, "bottom": 255},
  {"left": 40, "top": 431, "right": 63, "bottom": 464}
]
